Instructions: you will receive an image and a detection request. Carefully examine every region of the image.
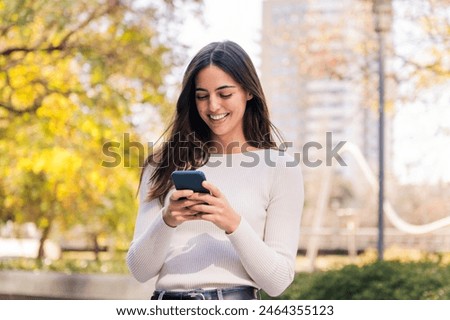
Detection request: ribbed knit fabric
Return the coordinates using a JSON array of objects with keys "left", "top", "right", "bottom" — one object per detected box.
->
[{"left": 126, "top": 149, "right": 304, "bottom": 297}]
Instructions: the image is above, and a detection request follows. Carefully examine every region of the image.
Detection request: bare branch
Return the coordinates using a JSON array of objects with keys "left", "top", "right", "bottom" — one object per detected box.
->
[
  {"left": 395, "top": 54, "right": 450, "bottom": 77},
  {"left": 0, "top": 74, "right": 79, "bottom": 115},
  {"left": 0, "top": 2, "right": 121, "bottom": 57},
  {"left": 0, "top": 99, "right": 42, "bottom": 115}
]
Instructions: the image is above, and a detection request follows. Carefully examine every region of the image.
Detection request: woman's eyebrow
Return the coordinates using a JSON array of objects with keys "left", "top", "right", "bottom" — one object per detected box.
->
[
  {"left": 215, "top": 85, "right": 236, "bottom": 91},
  {"left": 195, "top": 85, "right": 236, "bottom": 92}
]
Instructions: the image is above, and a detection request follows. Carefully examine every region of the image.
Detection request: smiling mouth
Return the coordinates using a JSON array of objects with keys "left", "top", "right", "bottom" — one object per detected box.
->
[{"left": 209, "top": 113, "right": 229, "bottom": 121}]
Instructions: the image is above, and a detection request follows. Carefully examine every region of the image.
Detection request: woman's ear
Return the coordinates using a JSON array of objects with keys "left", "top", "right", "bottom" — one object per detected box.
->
[{"left": 247, "top": 92, "right": 253, "bottom": 101}]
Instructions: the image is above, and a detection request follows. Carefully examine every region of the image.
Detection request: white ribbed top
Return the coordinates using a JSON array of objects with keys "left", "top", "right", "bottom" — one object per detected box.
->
[{"left": 126, "top": 149, "right": 304, "bottom": 297}]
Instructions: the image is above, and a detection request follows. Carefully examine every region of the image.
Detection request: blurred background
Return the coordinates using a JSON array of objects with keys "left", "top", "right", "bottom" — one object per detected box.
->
[{"left": 1, "top": 0, "right": 449, "bottom": 299}]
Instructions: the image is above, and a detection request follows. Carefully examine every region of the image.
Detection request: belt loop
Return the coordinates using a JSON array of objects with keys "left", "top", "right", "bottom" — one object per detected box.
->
[
  {"left": 188, "top": 291, "right": 206, "bottom": 300},
  {"left": 254, "top": 288, "right": 260, "bottom": 300},
  {"left": 158, "top": 291, "right": 166, "bottom": 300},
  {"left": 217, "top": 288, "right": 224, "bottom": 300}
]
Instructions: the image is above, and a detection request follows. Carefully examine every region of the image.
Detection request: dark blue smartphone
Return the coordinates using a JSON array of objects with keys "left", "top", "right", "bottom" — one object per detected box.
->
[{"left": 171, "top": 170, "right": 209, "bottom": 193}]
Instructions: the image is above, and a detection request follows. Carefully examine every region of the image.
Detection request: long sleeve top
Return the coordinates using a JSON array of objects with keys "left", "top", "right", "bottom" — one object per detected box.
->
[{"left": 126, "top": 148, "right": 304, "bottom": 297}]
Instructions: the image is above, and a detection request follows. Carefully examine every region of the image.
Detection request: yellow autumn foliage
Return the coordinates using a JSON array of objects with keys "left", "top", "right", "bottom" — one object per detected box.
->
[{"left": 0, "top": 0, "right": 201, "bottom": 255}]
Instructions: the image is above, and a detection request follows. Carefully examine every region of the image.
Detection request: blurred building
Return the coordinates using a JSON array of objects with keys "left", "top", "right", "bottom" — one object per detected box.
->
[
  {"left": 261, "top": 0, "right": 394, "bottom": 179},
  {"left": 261, "top": 0, "right": 404, "bottom": 253}
]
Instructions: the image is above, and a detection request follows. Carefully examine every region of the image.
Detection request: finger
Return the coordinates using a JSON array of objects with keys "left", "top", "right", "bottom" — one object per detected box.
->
[
  {"left": 174, "top": 201, "right": 201, "bottom": 213},
  {"left": 169, "top": 202, "right": 203, "bottom": 214},
  {"left": 187, "top": 192, "right": 213, "bottom": 205},
  {"left": 201, "top": 181, "right": 222, "bottom": 198},
  {"left": 183, "top": 208, "right": 200, "bottom": 216},
  {"left": 189, "top": 203, "right": 218, "bottom": 215},
  {"left": 184, "top": 215, "right": 200, "bottom": 221},
  {"left": 170, "top": 208, "right": 199, "bottom": 218},
  {"left": 171, "top": 189, "right": 194, "bottom": 201},
  {"left": 196, "top": 212, "right": 215, "bottom": 223},
  {"left": 169, "top": 199, "right": 201, "bottom": 211},
  {"left": 180, "top": 199, "right": 207, "bottom": 207}
]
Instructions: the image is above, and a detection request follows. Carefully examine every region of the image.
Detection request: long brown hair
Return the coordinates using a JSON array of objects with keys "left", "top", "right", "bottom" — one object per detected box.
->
[{"left": 142, "top": 41, "right": 283, "bottom": 204}]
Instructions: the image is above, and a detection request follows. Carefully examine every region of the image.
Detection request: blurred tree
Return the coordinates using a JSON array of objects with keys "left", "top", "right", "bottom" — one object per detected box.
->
[
  {"left": 0, "top": 0, "right": 202, "bottom": 259},
  {"left": 393, "top": 0, "right": 450, "bottom": 91},
  {"left": 285, "top": 0, "right": 450, "bottom": 106}
]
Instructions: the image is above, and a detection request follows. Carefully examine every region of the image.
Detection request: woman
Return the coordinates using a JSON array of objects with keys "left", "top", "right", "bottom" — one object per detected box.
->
[{"left": 127, "top": 41, "right": 304, "bottom": 300}]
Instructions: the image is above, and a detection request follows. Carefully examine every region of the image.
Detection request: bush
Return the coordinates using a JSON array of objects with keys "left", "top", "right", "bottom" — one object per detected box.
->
[{"left": 266, "top": 260, "right": 450, "bottom": 300}]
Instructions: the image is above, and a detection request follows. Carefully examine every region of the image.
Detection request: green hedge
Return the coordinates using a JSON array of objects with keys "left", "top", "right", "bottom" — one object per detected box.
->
[{"left": 266, "top": 260, "right": 450, "bottom": 300}]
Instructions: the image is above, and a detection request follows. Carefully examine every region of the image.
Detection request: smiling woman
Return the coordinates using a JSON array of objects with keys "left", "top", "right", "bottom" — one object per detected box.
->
[
  {"left": 195, "top": 65, "right": 252, "bottom": 152},
  {"left": 126, "top": 41, "right": 304, "bottom": 300}
]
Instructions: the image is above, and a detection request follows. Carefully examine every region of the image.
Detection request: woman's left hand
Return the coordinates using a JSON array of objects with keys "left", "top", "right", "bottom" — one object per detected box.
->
[{"left": 187, "top": 181, "right": 241, "bottom": 234}]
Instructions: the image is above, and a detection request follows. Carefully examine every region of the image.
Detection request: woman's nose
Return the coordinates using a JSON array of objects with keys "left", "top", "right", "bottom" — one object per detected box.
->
[{"left": 208, "top": 96, "right": 220, "bottom": 112}]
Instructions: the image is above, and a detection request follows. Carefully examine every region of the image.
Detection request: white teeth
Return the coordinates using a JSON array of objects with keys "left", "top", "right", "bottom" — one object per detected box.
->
[{"left": 209, "top": 113, "right": 228, "bottom": 120}]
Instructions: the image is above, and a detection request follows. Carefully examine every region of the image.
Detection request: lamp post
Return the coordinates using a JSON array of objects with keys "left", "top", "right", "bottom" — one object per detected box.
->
[{"left": 372, "top": 0, "right": 392, "bottom": 261}]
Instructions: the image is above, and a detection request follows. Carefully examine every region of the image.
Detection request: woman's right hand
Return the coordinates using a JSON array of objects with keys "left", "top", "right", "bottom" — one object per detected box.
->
[{"left": 162, "top": 190, "right": 203, "bottom": 228}]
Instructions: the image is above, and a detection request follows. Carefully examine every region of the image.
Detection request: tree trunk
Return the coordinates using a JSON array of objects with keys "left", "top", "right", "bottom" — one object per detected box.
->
[
  {"left": 92, "top": 234, "right": 100, "bottom": 262},
  {"left": 37, "top": 222, "right": 52, "bottom": 260}
]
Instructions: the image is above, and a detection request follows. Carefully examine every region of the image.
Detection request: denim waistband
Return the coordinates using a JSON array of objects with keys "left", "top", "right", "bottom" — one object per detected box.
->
[{"left": 151, "top": 285, "right": 261, "bottom": 300}]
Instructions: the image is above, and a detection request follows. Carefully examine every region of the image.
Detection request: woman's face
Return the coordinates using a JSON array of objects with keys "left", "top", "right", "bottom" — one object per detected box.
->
[{"left": 195, "top": 65, "right": 252, "bottom": 150}]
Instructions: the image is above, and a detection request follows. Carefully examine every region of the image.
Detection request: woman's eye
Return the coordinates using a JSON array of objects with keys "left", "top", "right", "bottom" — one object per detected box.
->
[
  {"left": 220, "top": 93, "right": 232, "bottom": 99},
  {"left": 196, "top": 95, "right": 208, "bottom": 100}
]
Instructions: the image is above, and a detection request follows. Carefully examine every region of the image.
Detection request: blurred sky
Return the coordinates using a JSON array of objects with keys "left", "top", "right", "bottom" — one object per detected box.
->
[
  {"left": 178, "top": 0, "right": 263, "bottom": 69},
  {"left": 175, "top": 0, "right": 450, "bottom": 185}
]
